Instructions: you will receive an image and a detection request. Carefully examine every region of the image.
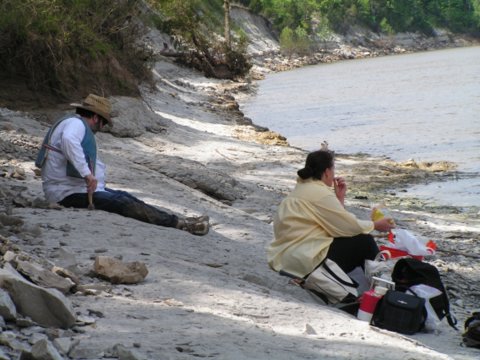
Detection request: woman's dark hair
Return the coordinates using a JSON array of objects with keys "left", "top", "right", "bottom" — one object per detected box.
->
[{"left": 297, "top": 150, "right": 335, "bottom": 180}]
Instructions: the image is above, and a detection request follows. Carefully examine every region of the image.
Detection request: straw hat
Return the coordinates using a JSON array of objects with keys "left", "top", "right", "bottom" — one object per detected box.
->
[{"left": 70, "top": 94, "right": 112, "bottom": 126}]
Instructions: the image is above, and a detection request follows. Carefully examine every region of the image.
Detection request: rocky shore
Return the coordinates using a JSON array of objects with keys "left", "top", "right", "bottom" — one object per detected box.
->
[
  {"left": 230, "top": 6, "right": 480, "bottom": 77},
  {"left": 0, "top": 9, "right": 479, "bottom": 360}
]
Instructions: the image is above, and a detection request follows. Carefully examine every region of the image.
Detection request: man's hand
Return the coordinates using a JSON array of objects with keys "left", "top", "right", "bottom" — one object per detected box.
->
[
  {"left": 84, "top": 174, "right": 98, "bottom": 193},
  {"left": 374, "top": 218, "right": 396, "bottom": 232},
  {"left": 334, "top": 176, "right": 347, "bottom": 205}
]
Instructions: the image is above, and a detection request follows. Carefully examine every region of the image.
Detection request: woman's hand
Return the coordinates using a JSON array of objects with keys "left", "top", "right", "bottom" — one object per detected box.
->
[
  {"left": 334, "top": 176, "right": 347, "bottom": 205},
  {"left": 374, "top": 217, "right": 396, "bottom": 232}
]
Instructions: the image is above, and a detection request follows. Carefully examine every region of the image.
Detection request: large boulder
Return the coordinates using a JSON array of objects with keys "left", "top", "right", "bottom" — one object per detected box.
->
[
  {"left": 15, "top": 260, "right": 75, "bottom": 294},
  {"left": 0, "top": 265, "right": 76, "bottom": 329},
  {"left": 108, "top": 96, "right": 170, "bottom": 138},
  {"left": 94, "top": 256, "right": 148, "bottom": 284},
  {"left": 135, "top": 155, "right": 246, "bottom": 203}
]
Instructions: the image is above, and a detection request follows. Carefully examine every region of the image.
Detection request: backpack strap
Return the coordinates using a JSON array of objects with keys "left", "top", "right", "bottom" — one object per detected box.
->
[
  {"left": 322, "top": 259, "right": 359, "bottom": 288},
  {"left": 446, "top": 312, "right": 458, "bottom": 330}
]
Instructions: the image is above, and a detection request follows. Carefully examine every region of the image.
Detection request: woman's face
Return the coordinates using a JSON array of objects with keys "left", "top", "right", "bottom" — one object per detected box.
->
[{"left": 323, "top": 163, "right": 335, "bottom": 187}]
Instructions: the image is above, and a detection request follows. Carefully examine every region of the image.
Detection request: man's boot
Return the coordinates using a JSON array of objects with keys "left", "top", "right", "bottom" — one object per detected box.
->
[{"left": 176, "top": 215, "right": 210, "bottom": 236}]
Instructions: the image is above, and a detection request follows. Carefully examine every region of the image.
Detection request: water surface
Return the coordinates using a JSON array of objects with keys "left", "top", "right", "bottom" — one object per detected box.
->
[{"left": 241, "top": 47, "right": 480, "bottom": 208}]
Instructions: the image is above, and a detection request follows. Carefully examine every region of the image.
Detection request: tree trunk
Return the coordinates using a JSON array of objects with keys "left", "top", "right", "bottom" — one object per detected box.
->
[{"left": 224, "top": 0, "right": 231, "bottom": 48}]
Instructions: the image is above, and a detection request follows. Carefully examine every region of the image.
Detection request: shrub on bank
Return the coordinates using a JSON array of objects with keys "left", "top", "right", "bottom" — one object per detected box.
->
[
  {"left": 0, "top": 0, "right": 152, "bottom": 104},
  {"left": 0, "top": 0, "right": 252, "bottom": 107},
  {"left": 148, "top": 0, "right": 252, "bottom": 79}
]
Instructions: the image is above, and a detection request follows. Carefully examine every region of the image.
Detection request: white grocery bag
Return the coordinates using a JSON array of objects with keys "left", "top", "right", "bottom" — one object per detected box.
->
[{"left": 393, "top": 229, "right": 435, "bottom": 256}]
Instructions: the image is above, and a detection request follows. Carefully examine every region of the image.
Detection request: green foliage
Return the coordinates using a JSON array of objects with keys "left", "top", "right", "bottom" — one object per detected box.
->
[
  {"left": 279, "top": 27, "right": 295, "bottom": 53},
  {"left": 257, "top": 0, "right": 319, "bottom": 33},
  {"left": 379, "top": 17, "right": 394, "bottom": 35},
  {"left": 474, "top": 0, "right": 480, "bottom": 28},
  {"left": 151, "top": 0, "right": 223, "bottom": 40},
  {"left": 236, "top": 28, "right": 250, "bottom": 46},
  {"left": 243, "top": 0, "right": 480, "bottom": 36},
  {"left": 280, "top": 26, "right": 312, "bottom": 55},
  {"left": 295, "top": 26, "right": 312, "bottom": 54},
  {"left": 438, "top": 0, "right": 477, "bottom": 32},
  {"left": 312, "top": 13, "right": 333, "bottom": 41},
  {"left": 0, "top": 0, "right": 151, "bottom": 101},
  {"left": 317, "top": 0, "right": 360, "bottom": 33},
  {"left": 279, "top": 24, "right": 312, "bottom": 55}
]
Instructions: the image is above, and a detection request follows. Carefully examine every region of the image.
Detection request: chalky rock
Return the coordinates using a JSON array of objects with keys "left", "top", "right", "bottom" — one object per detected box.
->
[
  {"left": 10, "top": 166, "right": 26, "bottom": 180},
  {"left": 94, "top": 256, "right": 148, "bottom": 284},
  {"left": 15, "top": 260, "right": 75, "bottom": 294},
  {"left": 0, "top": 330, "right": 29, "bottom": 352},
  {"left": 53, "top": 337, "right": 79, "bottom": 356},
  {"left": 0, "top": 288, "right": 16, "bottom": 320},
  {"left": 113, "top": 344, "right": 145, "bottom": 360},
  {"left": 31, "top": 339, "right": 64, "bottom": 360},
  {"left": 0, "top": 214, "right": 23, "bottom": 227},
  {"left": 135, "top": 155, "right": 246, "bottom": 202},
  {"left": 0, "top": 348, "right": 9, "bottom": 360},
  {"left": 108, "top": 97, "right": 169, "bottom": 138},
  {"left": 0, "top": 265, "right": 76, "bottom": 329},
  {"left": 67, "top": 341, "right": 104, "bottom": 359},
  {"left": 28, "top": 333, "right": 48, "bottom": 346}
]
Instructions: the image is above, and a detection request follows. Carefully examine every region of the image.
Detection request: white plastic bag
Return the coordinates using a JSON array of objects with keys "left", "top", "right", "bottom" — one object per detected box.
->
[
  {"left": 364, "top": 250, "right": 396, "bottom": 284},
  {"left": 393, "top": 229, "right": 435, "bottom": 256},
  {"left": 408, "top": 284, "right": 443, "bottom": 332}
]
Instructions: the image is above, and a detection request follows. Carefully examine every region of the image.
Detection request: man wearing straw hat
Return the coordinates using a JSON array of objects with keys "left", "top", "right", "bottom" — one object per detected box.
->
[{"left": 35, "top": 94, "right": 209, "bottom": 235}]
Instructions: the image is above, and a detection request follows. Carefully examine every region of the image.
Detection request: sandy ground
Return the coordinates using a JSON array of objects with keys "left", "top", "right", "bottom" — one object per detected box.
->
[{"left": 0, "top": 53, "right": 479, "bottom": 360}]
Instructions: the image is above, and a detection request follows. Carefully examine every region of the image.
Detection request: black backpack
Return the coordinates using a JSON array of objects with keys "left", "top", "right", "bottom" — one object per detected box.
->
[
  {"left": 463, "top": 312, "right": 480, "bottom": 347},
  {"left": 391, "top": 258, "right": 457, "bottom": 329},
  {"left": 371, "top": 289, "right": 427, "bottom": 334}
]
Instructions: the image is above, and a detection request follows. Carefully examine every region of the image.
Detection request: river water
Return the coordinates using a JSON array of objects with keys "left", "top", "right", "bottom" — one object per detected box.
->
[{"left": 240, "top": 47, "right": 480, "bottom": 209}]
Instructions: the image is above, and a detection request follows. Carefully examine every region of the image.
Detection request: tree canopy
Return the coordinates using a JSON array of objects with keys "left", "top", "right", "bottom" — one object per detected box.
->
[
  {"left": 241, "top": 0, "right": 480, "bottom": 35},
  {"left": 238, "top": 0, "right": 480, "bottom": 54}
]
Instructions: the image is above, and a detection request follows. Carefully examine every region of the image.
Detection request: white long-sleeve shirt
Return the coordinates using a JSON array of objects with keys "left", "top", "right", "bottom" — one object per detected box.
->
[{"left": 41, "top": 116, "right": 106, "bottom": 203}]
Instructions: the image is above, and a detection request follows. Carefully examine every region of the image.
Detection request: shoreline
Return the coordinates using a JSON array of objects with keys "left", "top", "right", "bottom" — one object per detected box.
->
[
  {"left": 234, "top": 42, "right": 480, "bottom": 216},
  {"left": 246, "top": 31, "right": 480, "bottom": 76}
]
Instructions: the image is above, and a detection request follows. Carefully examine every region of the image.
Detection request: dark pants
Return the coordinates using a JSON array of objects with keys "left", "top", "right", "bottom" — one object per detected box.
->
[
  {"left": 326, "top": 234, "right": 379, "bottom": 274},
  {"left": 59, "top": 188, "right": 178, "bottom": 228}
]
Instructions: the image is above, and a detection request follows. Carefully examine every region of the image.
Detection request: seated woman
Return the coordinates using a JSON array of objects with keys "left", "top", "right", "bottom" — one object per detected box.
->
[{"left": 268, "top": 149, "right": 395, "bottom": 280}]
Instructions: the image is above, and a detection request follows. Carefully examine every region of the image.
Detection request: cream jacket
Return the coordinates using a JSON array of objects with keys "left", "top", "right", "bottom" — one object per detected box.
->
[{"left": 268, "top": 178, "right": 374, "bottom": 278}]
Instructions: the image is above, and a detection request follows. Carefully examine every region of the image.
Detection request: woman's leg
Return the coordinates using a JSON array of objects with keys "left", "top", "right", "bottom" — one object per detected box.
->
[
  {"left": 59, "top": 189, "right": 178, "bottom": 228},
  {"left": 326, "top": 234, "right": 379, "bottom": 273}
]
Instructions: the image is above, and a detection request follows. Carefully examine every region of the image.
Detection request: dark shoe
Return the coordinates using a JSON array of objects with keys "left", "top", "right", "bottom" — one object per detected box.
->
[
  {"left": 185, "top": 215, "right": 209, "bottom": 223},
  {"left": 178, "top": 215, "right": 209, "bottom": 236}
]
